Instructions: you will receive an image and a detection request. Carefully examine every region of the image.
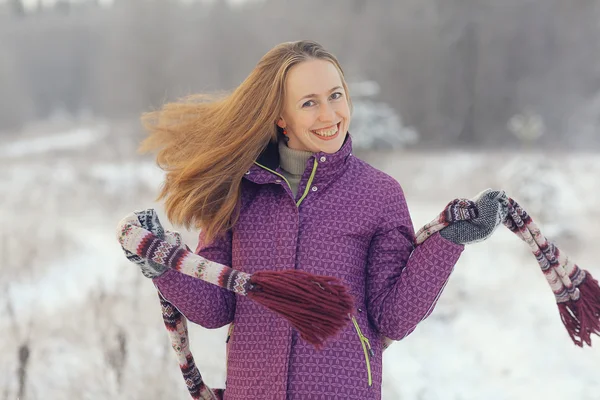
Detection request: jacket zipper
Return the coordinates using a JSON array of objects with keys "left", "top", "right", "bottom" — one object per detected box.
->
[
  {"left": 294, "top": 160, "right": 318, "bottom": 206},
  {"left": 226, "top": 322, "right": 234, "bottom": 375},
  {"left": 226, "top": 322, "right": 234, "bottom": 343},
  {"left": 253, "top": 159, "right": 319, "bottom": 207},
  {"left": 351, "top": 315, "right": 373, "bottom": 387}
]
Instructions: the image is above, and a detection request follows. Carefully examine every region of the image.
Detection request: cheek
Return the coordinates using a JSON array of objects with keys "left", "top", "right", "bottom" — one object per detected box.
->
[
  {"left": 336, "top": 102, "right": 351, "bottom": 119},
  {"left": 285, "top": 111, "right": 308, "bottom": 133},
  {"left": 295, "top": 114, "right": 318, "bottom": 132}
]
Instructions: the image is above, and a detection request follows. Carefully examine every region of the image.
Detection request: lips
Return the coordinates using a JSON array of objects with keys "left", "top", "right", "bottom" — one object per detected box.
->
[{"left": 310, "top": 122, "right": 340, "bottom": 140}]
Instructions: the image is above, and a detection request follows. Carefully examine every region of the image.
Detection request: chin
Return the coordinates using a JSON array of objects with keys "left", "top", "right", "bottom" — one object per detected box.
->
[{"left": 317, "top": 135, "right": 346, "bottom": 154}]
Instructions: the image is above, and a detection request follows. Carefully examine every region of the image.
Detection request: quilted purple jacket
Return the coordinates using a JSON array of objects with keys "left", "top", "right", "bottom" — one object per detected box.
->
[{"left": 154, "top": 134, "right": 464, "bottom": 400}]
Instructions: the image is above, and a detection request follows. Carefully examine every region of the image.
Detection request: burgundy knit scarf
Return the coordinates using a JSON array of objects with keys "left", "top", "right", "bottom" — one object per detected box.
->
[{"left": 118, "top": 195, "right": 600, "bottom": 399}]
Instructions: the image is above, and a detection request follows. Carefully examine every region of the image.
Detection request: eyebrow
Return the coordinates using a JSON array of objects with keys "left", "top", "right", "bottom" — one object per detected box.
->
[{"left": 298, "top": 86, "right": 343, "bottom": 102}]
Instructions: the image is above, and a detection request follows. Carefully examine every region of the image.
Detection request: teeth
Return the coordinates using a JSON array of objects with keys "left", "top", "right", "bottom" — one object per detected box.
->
[{"left": 312, "top": 125, "right": 338, "bottom": 137}]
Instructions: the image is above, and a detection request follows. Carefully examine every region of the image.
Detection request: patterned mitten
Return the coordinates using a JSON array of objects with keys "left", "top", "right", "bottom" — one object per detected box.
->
[
  {"left": 120, "top": 209, "right": 186, "bottom": 278},
  {"left": 439, "top": 189, "right": 509, "bottom": 245}
]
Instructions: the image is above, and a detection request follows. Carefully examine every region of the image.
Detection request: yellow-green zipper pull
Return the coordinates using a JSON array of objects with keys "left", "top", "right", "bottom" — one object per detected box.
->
[{"left": 351, "top": 315, "right": 373, "bottom": 387}]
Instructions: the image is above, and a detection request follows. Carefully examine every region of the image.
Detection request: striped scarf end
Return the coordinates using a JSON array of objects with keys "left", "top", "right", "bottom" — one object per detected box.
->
[{"left": 557, "top": 270, "right": 600, "bottom": 347}]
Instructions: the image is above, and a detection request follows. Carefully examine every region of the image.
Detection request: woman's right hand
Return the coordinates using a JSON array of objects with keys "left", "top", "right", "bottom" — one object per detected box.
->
[{"left": 119, "top": 209, "right": 182, "bottom": 279}]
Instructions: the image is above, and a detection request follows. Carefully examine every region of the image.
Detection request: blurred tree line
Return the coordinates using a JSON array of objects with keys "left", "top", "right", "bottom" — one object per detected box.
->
[{"left": 0, "top": 0, "right": 599, "bottom": 149}]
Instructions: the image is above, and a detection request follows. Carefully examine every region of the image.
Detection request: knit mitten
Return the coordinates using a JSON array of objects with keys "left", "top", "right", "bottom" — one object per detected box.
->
[
  {"left": 121, "top": 209, "right": 185, "bottom": 278},
  {"left": 439, "top": 189, "right": 509, "bottom": 245}
]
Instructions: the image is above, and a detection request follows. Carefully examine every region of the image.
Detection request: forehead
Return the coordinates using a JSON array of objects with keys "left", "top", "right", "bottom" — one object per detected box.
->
[{"left": 285, "top": 59, "right": 343, "bottom": 100}]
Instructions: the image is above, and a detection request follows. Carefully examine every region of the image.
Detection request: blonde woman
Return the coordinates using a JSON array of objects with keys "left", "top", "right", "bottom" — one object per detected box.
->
[{"left": 137, "top": 40, "right": 506, "bottom": 400}]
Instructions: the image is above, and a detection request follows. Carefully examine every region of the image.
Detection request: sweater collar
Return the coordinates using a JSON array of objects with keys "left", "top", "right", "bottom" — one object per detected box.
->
[{"left": 278, "top": 140, "right": 313, "bottom": 176}]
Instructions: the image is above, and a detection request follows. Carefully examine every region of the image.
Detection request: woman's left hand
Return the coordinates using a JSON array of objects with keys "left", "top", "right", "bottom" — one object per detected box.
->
[{"left": 439, "top": 188, "right": 509, "bottom": 245}]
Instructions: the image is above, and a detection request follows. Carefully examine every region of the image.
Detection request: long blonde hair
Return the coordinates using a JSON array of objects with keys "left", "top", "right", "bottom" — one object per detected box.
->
[{"left": 139, "top": 40, "right": 352, "bottom": 244}]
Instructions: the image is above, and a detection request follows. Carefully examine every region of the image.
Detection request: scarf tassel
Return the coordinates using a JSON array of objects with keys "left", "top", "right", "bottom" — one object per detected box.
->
[
  {"left": 247, "top": 270, "right": 354, "bottom": 348},
  {"left": 558, "top": 271, "right": 600, "bottom": 347}
]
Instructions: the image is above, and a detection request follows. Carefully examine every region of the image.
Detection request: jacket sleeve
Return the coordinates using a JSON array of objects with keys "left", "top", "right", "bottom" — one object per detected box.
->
[
  {"left": 366, "top": 180, "right": 464, "bottom": 340},
  {"left": 152, "top": 229, "right": 237, "bottom": 329}
]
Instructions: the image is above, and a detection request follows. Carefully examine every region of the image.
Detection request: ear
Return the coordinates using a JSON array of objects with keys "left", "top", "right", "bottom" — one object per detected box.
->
[{"left": 276, "top": 119, "right": 286, "bottom": 129}]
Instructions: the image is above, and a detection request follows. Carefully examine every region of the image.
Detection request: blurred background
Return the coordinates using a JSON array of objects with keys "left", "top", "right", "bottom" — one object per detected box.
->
[{"left": 1, "top": 1, "right": 599, "bottom": 399}]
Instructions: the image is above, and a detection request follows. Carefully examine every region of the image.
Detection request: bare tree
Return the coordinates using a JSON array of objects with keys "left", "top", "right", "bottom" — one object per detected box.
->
[
  {"left": 0, "top": 42, "right": 35, "bottom": 131},
  {"left": 9, "top": 0, "right": 25, "bottom": 17}
]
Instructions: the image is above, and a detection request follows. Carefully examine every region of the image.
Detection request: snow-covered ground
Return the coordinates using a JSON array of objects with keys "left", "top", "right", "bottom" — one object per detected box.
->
[{"left": 1, "top": 123, "right": 599, "bottom": 400}]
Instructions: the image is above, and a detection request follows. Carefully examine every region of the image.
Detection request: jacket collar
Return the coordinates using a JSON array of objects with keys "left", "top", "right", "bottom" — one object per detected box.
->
[{"left": 245, "top": 133, "right": 354, "bottom": 186}]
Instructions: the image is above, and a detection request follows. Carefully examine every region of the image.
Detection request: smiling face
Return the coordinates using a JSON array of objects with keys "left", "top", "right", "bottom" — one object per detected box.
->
[{"left": 277, "top": 59, "right": 351, "bottom": 154}]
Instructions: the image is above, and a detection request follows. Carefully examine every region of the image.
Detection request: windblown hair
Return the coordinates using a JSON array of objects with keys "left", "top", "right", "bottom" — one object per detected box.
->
[{"left": 139, "top": 40, "right": 352, "bottom": 245}]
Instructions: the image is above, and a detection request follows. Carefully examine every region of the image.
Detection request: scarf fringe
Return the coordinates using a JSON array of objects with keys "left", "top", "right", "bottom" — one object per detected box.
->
[
  {"left": 558, "top": 271, "right": 600, "bottom": 347},
  {"left": 248, "top": 270, "right": 354, "bottom": 348}
]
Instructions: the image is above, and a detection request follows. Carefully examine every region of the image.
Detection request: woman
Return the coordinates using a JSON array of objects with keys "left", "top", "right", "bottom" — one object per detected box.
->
[{"left": 137, "top": 40, "right": 506, "bottom": 400}]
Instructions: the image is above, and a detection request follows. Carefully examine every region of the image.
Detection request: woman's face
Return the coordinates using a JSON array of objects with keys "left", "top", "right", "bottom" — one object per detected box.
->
[{"left": 278, "top": 59, "right": 351, "bottom": 154}]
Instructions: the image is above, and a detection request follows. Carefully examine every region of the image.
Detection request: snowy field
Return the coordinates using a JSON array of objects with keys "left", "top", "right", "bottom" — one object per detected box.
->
[{"left": 1, "top": 122, "right": 599, "bottom": 400}]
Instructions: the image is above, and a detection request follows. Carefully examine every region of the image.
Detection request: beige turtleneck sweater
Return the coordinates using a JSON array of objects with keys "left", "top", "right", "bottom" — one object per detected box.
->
[{"left": 278, "top": 140, "right": 313, "bottom": 198}]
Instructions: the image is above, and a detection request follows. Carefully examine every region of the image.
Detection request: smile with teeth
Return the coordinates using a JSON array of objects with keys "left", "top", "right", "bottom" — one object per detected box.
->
[{"left": 311, "top": 123, "right": 339, "bottom": 137}]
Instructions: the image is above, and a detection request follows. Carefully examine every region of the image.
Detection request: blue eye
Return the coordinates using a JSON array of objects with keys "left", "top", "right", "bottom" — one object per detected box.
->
[
  {"left": 302, "top": 100, "right": 315, "bottom": 108},
  {"left": 330, "top": 92, "right": 343, "bottom": 100}
]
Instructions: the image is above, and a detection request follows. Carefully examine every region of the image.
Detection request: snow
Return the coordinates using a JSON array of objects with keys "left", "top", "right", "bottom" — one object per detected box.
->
[
  {"left": 0, "top": 126, "right": 109, "bottom": 159},
  {"left": 1, "top": 125, "right": 599, "bottom": 399},
  {"left": 5, "top": 220, "right": 125, "bottom": 318}
]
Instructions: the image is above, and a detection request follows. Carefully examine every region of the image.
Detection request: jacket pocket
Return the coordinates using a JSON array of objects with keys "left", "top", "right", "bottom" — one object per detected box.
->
[{"left": 351, "top": 316, "right": 373, "bottom": 387}]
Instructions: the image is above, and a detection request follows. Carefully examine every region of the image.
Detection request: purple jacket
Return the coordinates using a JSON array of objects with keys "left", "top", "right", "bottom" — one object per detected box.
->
[{"left": 154, "top": 134, "right": 464, "bottom": 400}]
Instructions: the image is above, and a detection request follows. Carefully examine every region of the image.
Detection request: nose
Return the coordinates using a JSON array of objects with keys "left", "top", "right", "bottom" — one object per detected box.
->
[{"left": 318, "top": 102, "right": 336, "bottom": 123}]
